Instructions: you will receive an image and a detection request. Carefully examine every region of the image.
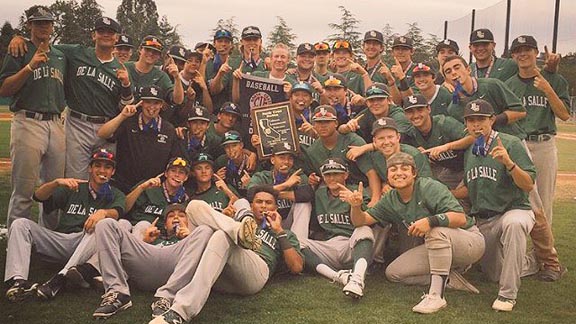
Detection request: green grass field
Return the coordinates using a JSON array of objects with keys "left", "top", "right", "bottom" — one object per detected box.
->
[{"left": 0, "top": 112, "right": 575, "bottom": 323}]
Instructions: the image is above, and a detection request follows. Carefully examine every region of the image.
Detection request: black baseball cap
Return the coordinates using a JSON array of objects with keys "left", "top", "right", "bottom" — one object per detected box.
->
[
  {"left": 364, "top": 30, "right": 384, "bottom": 44},
  {"left": 90, "top": 148, "right": 116, "bottom": 167},
  {"left": 166, "top": 157, "right": 191, "bottom": 172},
  {"left": 241, "top": 26, "right": 262, "bottom": 39},
  {"left": 292, "top": 82, "right": 313, "bottom": 95},
  {"left": 139, "top": 85, "right": 164, "bottom": 101},
  {"left": 219, "top": 102, "right": 241, "bottom": 117},
  {"left": 323, "top": 74, "right": 347, "bottom": 89},
  {"left": 463, "top": 99, "right": 495, "bottom": 118},
  {"left": 194, "top": 42, "right": 216, "bottom": 52},
  {"left": 115, "top": 34, "right": 134, "bottom": 48},
  {"left": 392, "top": 36, "right": 413, "bottom": 49},
  {"left": 191, "top": 152, "right": 214, "bottom": 167},
  {"left": 163, "top": 203, "right": 186, "bottom": 217},
  {"left": 366, "top": 83, "right": 390, "bottom": 99},
  {"left": 470, "top": 29, "right": 494, "bottom": 44},
  {"left": 214, "top": 29, "right": 233, "bottom": 41},
  {"left": 372, "top": 117, "right": 399, "bottom": 135},
  {"left": 272, "top": 142, "right": 297, "bottom": 156},
  {"left": 312, "top": 105, "right": 338, "bottom": 122},
  {"left": 510, "top": 35, "right": 538, "bottom": 52},
  {"left": 402, "top": 94, "right": 428, "bottom": 111},
  {"left": 169, "top": 45, "right": 188, "bottom": 62},
  {"left": 26, "top": 6, "right": 55, "bottom": 22},
  {"left": 320, "top": 158, "right": 348, "bottom": 174},
  {"left": 187, "top": 106, "right": 210, "bottom": 122},
  {"left": 141, "top": 35, "right": 164, "bottom": 52},
  {"left": 436, "top": 39, "right": 459, "bottom": 53},
  {"left": 297, "top": 43, "right": 316, "bottom": 56},
  {"left": 94, "top": 17, "right": 121, "bottom": 34}
]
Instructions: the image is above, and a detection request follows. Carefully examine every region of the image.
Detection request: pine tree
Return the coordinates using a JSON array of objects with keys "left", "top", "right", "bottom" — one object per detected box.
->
[
  {"left": 116, "top": 0, "right": 160, "bottom": 44},
  {"left": 211, "top": 17, "right": 240, "bottom": 45},
  {"left": 381, "top": 23, "right": 399, "bottom": 65},
  {"left": 327, "top": 6, "right": 362, "bottom": 56},
  {"left": 0, "top": 22, "right": 16, "bottom": 63},
  {"left": 266, "top": 16, "right": 296, "bottom": 57},
  {"left": 158, "top": 15, "right": 181, "bottom": 48}
]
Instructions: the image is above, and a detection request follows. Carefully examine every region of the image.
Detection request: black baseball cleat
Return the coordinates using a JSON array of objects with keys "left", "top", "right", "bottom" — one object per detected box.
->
[
  {"left": 6, "top": 279, "right": 39, "bottom": 302},
  {"left": 37, "top": 274, "right": 66, "bottom": 300},
  {"left": 93, "top": 291, "right": 132, "bottom": 319},
  {"left": 149, "top": 309, "right": 186, "bottom": 324},
  {"left": 151, "top": 297, "right": 172, "bottom": 318},
  {"left": 66, "top": 263, "right": 100, "bottom": 289}
]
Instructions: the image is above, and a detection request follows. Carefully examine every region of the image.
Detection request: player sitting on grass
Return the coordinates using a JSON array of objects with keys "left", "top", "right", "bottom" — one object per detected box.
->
[
  {"left": 340, "top": 152, "right": 485, "bottom": 314},
  {"left": 299, "top": 158, "right": 374, "bottom": 299},
  {"left": 5, "top": 149, "right": 125, "bottom": 302}
]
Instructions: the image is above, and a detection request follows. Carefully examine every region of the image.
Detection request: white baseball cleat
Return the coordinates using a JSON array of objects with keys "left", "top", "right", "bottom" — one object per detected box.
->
[
  {"left": 492, "top": 297, "right": 516, "bottom": 312},
  {"left": 332, "top": 270, "right": 352, "bottom": 286},
  {"left": 238, "top": 216, "right": 261, "bottom": 251},
  {"left": 412, "top": 293, "right": 447, "bottom": 314},
  {"left": 342, "top": 273, "right": 364, "bottom": 299}
]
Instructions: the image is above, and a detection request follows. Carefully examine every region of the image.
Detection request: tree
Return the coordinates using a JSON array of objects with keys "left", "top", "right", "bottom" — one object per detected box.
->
[
  {"left": 381, "top": 23, "right": 399, "bottom": 65},
  {"left": 116, "top": 0, "right": 160, "bottom": 44},
  {"left": 72, "top": 0, "right": 103, "bottom": 46},
  {"left": 327, "top": 6, "right": 362, "bottom": 56},
  {"left": 211, "top": 16, "right": 240, "bottom": 45},
  {"left": 49, "top": 0, "right": 79, "bottom": 44},
  {"left": 0, "top": 21, "right": 16, "bottom": 63},
  {"left": 158, "top": 15, "right": 181, "bottom": 48},
  {"left": 266, "top": 16, "right": 296, "bottom": 57}
]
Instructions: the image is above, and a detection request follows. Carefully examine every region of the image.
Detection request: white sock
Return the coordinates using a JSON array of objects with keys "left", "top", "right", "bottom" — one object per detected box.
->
[
  {"left": 353, "top": 258, "right": 368, "bottom": 280},
  {"left": 316, "top": 264, "right": 338, "bottom": 281},
  {"left": 429, "top": 274, "right": 448, "bottom": 298}
]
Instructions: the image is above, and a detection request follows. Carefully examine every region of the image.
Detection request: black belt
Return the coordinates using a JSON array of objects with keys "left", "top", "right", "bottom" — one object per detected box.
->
[
  {"left": 69, "top": 110, "right": 110, "bottom": 124},
  {"left": 24, "top": 111, "right": 61, "bottom": 121},
  {"left": 526, "top": 134, "right": 553, "bottom": 142}
]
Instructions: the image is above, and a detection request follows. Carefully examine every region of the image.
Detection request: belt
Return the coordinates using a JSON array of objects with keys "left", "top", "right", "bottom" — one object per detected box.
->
[
  {"left": 23, "top": 111, "right": 61, "bottom": 121},
  {"left": 526, "top": 134, "right": 553, "bottom": 142},
  {"left": 69, "top": 110, "right": 110, "bottom": 124}
]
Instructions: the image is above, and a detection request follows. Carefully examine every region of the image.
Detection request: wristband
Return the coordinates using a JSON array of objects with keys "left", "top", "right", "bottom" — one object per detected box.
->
[
  {"left": 507, "top": 163, "right": 517, "bottom": 172},
  {"left": 26, "top": 64, "right": 34, "bottom": 72},
  {"left": 398, "top": 78, "right": 410, "bottom": 91},
  {"left": 120, "top": 83, "right": 133, "bottom": 99},
  {"left": 493, "top": 113, "right": 509, "bottom": 127},
  {"left": 427, "top": 213, "right": 449, "bottom": 227},
  {"left": 278, "top": 235, "right": 292, "bottom": 250}
]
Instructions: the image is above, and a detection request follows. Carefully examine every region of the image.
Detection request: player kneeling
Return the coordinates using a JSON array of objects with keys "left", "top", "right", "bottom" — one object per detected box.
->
[{"left": 340, "top": 152, "right": 485, "bottom": 314}]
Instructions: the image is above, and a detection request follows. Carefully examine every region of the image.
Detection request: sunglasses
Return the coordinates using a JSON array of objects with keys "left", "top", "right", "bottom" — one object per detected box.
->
[
  {"left": 143, "top": 40, "right": 163, "bottom": 48},
  {"left": 413, "top": 63, "right": 432, "bottom": 74},
  {"left": 171, "top": 157, "right": 188, "bottom": 167},
  {"left": 92, "top": 151, "right": 114, "bottom": 161},
  {"left": 225, "top": 133, "right": 241, "bottom": 140},
  {"left": 333, "top": 40, "right": 351, "bottom": 50},
  {"left": 366, "top": 87, "right": 389, "bottom": 96},
  {"left": 324, "top": 78, "right": 343, "bottom": 87},
  {"left": 314, "top": 42, "right": 330, "bottom": 51}
]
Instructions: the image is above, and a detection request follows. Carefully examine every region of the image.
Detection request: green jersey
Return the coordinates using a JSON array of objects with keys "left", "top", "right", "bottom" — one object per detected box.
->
[
  {"left": 0, "top": 41, "right": 66, "bottom": 114},
  {"left": 40, "top": 182, "right": 126, "bottom": 234},
  {"left": 394, "top": 61, "right": 417, "bottom": 91},
  {"left": 505, "top": 71, "right": 570, "bottom": 136},
  {"left": 126, "top": 183, "right": 188, "bottom": 227},
  {"left": 314, "top": 184, "right": 369, "bottom": 239},
  {"left": 464, "top": 132, "right": 535, "bottom": 218},
  {"left": 304, "top": 132, "right": 373, "bottom": 184},
  {"left": 56, "top": 44, "right": 125, "bottom": 118},
  {"left": 190, "top": 183, "right": 238, "bottom": 213},
  {"left": 447, "top": 78, "right": 527, "bottom": 139},
  {"left": 340, "top": 70, "right": 366, "bottom": 95},
  {"left": 366, "top": 177, "right": 473, "bottom": 228},
  {"left": 404, "top": 115, "right": 467, "bottom": 171},
  {"left": 364, "top": 144, "right": 432, "bottom": 182},
  {"left": 429, "top": 85, "right": 452, "bottom": 116},
  {"left": 124, "top": 62, "right": 173, "bottom": 102},
  {"left": 471, "top": 57, "right": 518, "bottom": 82},
  {"left": 356, "top": 105, "right": 414, "bottom": 144},
  {"left": 255, "top": 228, "right": 302, "bottom": 275},
  {"left": 247, "top": 170, "right": 310, "bottom": 220},
  {"left": 365, "top": 60, "right": 389, "bottom": 85}
]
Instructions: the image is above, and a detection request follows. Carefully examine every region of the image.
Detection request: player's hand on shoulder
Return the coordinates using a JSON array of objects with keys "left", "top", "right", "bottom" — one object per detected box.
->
[{"left": 8, "top": 35, "right": 27, "bottom": 57}]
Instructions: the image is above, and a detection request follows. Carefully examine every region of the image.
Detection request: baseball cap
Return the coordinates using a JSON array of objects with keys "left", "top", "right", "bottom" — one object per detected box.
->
[
  {"left": 241, "top": 26, "right": 262, "bottom": 39},
  {"left": 364, "top": 30, "right": 384, "bottom": 44},
  {"left": 272, "top": 142, "right": 297, "bottom": 156},
  {"left": 168, "top": 45, "right": 188, "bottom": 62},
  {"left": 166, "top": 157, "right": 191, "bottom": 172},
  {"left": 323, "top": 74, "right": 347, "bottom": 89},
  {"left": 372, "top": 117, "right": 399, "bottom": 135},
  {"left": 90, "top": 148, "right": 116, "bottom": 167},
  {"left": 320, "top": 158, "right": 348, "bottom": 174},
  {"left": 366, "top": 83, "right": 390, "bottom": 100},
  {"left": 190, "top": 152, "right": 214, "bottom": 167},
  {"left": 139, "top": 85, "right": 164, "bottom": 101},
  {"left": 219, "top": 102, "right": 241, "bottom": 117},
  {"left": 292, "top": 82, "right": 313, "bottom": 95},
  {"left": 402, "top": 94, "right": 428, "bottom": 111},
  {"left": 115, "top": 34, "right": 134, "bottom": 48},
  {"left": 436, "top": 39, "right": 459, "bottom": 53},
  {"left": 194, "top": 42, "right": 216, "bottom": 52},
  {"left": 510, "top": 35, "right": 538, "bottom": 52},
  {"left": 187, "top": 106, "right": 210, "bottom": 122},
  {"left": 392, "top": 36, "right": 413, "bottom": 49},
  {"left": 163, "top": 203, "right": 186, "bottom": 218},
  {"left": 141, "top": 35, "right": 164, "bottom": 52},
  {"left": 314, "top": 42, "right": 331, "bottom": 53},
  {"left": 26, "top": 6, "right": 55, "bottom": 22},
  {"left": 312, "top": 105, "right": 338, "bottom": 122},
  {"left": 412, "top": 63, "right": 435, "bottom": 76},
  {"left": 297, "top": 43, "right": 316, "bottom": 56},
  {"left": 470, "top": 29, "right": 494, "bottom": 44},
  {"left": 94, "top": 17, "right": 121, "bottom": 34},
  {"left": 214, "top": 29, "right": 233, "bottom": 41},
  {"left": 463, "top": 99, "right": 495, "bottom": 118},
  {"left": 221, "top": 131, "right": 242, "bottom": 145},
  {"left": 332, "top": 40, "right": 353, "bottom": 53},
  {"left": 386, "top": 152, "right": 416, "bottom": 169}
]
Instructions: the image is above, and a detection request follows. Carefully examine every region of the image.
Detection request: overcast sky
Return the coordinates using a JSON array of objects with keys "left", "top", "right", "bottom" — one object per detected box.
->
[{"left": 4, "top": 0, "right": 575, "bottom": 55}]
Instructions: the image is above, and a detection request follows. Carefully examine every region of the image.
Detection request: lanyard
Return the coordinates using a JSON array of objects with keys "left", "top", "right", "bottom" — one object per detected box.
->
[{"left": 473, "top": 56, "right": 494, "bottom": 79}]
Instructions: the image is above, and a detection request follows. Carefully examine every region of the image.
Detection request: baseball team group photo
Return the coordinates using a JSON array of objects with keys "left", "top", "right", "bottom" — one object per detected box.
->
[{"left": 0, "top": 0, "right": 575, "bottom": 323}]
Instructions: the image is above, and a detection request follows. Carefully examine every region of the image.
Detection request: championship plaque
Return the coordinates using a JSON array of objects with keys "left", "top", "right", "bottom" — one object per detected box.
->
[{"left": 250, "top": 101, "right": 300, "bottom": 159}]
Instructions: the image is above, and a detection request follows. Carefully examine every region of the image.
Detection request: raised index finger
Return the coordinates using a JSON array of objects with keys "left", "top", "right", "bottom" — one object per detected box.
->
[
  {"left": 151, "top": 217, "right": 159, "bottom": 227},
  {"left": 496, "top": 137, "right": 504, "bottom": 147}
]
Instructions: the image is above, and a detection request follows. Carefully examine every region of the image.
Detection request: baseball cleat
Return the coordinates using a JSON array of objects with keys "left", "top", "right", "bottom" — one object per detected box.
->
[
  {"left": 238, "top": 216, "right": 261, "bottom": 251},
  {"left": 412, "top": 293, "right": 447, "bottom": 314},
  {"left": 446, "top": 271, "right": 480, "bottom": 294},
  {"left": 93, "top": 291, "right": 132, "bottom": 319},
  {"left": 151, "top": 297, "right": 172, "bottom": 318},
  {"left": 66, "top": 263, "right": 99, "bottom": 289},
  {"left": 5, "top": 279, "right": 38, "bottom": 302},
  {"left": 37, "top": 274, "right": 66, "bottom": 300},
  {"left": 149, "top": 309, "right": 185, "bottom": 324},
  {"left": 342, "top": 274, "right": 364, "bottom": 299},
  {"left": 536, "top": 265, "right": 567, "bottom": 282},
  {"left": 332, "top": 270, "right": 352, "bottom": 286},
  {"left": 492, "top": 296, "right": 516, "bottom": 312}
]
